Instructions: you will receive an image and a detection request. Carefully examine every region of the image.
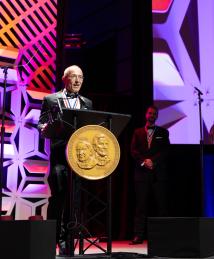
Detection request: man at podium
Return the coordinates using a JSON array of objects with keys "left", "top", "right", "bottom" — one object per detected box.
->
[{"left": 38, "top": 65, "right": 93, "bottom": 254}]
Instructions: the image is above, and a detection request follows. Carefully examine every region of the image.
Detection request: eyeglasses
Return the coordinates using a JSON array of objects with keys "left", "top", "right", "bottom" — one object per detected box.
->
[{"left": 68, "top": 74, "right": 84, "bottom": 80}]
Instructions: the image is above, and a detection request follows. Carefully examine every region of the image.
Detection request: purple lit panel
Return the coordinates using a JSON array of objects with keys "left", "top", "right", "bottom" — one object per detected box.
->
[
  {"left": 7, "top": 163, "right": 19, "bottom": 192},
  {"left": 25, "top": 109, "right": 41, "bottom": 125},
  {"left": 3, "top": 144, "right": 15, "bottom": 157},
  {"left": 2, "top": 197, "right": 15, "bottom": 213},
  {"left": 153, "top": 53, "right": 184, "bottom": 88},
  {"left": 22, "top": 184, "right": 49, "bottom": 196},
  {"left": 0, "top": 68, "right": 18, "bottom": 84},
  {"left": 0, "top": 0, "right": 57, "bottom": 219},
  {"left": 153, "top": 0, "right": 214, "bottom": 144}
]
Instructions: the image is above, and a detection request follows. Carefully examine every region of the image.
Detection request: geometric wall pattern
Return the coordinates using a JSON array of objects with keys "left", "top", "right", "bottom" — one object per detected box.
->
[
  {"left": 0, "top": 0, "right": 57, "bottom": 219},
  {"left": 153, "top": 0, "right": 214, "bottom": 217},
  {"left": 153, "top": 0, "right": 214, "bottom": 144}
]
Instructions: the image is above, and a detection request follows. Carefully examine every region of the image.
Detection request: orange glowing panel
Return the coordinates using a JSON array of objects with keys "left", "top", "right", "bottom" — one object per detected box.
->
[
  {"left": 152, "top": 0, "right": 173, "bottom": 13},
  {"left": 26, "top": 90, "right": 52, "bottom": 100},
  {"left": 4, "top": 121, "right": 16, "bottom": 133},
  {"left": 0, "top": 46, "right": 19, "bottom": 66}
]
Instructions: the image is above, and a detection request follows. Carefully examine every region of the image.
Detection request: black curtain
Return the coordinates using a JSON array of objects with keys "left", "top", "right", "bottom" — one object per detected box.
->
[
  {"left": 56, "top": 0, "right": 202, "bottom": 241},
  {"left": 55, "top": 0, "right": 153, "bottom": 240}
]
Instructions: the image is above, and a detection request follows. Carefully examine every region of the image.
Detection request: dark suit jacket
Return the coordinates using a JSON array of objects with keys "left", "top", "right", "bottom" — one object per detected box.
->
[
  {"left": 38, "top": 90, "right": 92, "bottom": 129},
  {"left": 38, "top": 90, "right": 93, "bottom": 166},
  {"left": 131, "top": 126, "right": 170, "bottom": 181}
]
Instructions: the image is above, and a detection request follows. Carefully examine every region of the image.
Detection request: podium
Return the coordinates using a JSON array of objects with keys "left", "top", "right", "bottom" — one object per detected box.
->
[
  {"left": 45, "top": 108, "right": 131, "bottom": 139},
  {"left": 47, "top": 108, "right": 131, "bottom": 257}
]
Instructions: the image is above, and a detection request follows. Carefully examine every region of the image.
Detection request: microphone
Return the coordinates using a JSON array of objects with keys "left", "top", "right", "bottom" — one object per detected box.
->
[
  {"left": 18, "top": 55, "right": 24, "bottom": 81},
  {"left": 78, "top": 94, "right": 85, "bottom": 103},
  {"left": 0, "top": 65, "right": 14, "bottom": 70},
  {"left": 38, "top": 109, "right": 54, "bottom": 124},
  {"left": 194, "top": 86, "right": 203, "bottom": 95},
  {"left": 57, "top": 98, "right": 63, "bottom": 115}
]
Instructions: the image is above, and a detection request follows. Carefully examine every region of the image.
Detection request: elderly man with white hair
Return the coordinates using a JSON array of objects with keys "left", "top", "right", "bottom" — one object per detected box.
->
[{"left": 38, "top": 65, "right": 92, "bottom": 255}]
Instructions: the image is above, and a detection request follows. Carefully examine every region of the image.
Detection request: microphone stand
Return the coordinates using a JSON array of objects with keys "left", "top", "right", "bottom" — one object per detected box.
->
[
  {"left": 0, "top": 66, "right": 9, "bottom": 217},
  {"left": 194, "top": 86, "right": 204, "bottom": 216}
]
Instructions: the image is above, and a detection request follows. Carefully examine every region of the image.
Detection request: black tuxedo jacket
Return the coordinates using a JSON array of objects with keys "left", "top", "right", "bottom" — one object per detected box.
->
[
  {"left": 131, "top": 126, "right": 170, "bottom": 181},
  {"left": 38, "top": 90, "right": 92, "bottom": 128},
  {"left": 38, "top": 90, "right": 93, "bottom": 165}
]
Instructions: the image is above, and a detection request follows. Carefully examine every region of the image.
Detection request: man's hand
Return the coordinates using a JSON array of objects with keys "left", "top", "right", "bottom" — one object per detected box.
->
[
  {"left": 144, "top": 159, "right": 154, "bottom": 170},
  {"left": 40, "top": 123, "right": 48, "bottom": 136}
]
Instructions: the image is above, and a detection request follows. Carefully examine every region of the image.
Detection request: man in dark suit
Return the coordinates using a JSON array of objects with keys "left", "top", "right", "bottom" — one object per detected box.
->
[
  {"left": 130, "top": 106, "right": 170, "bottom": 244},
  {"left": 38, "top": 65, "right": 92, "bottom": 253}
]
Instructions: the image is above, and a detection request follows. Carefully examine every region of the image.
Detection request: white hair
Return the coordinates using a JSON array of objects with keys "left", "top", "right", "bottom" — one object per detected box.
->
[{"left": 62, "top": 65, "right": 82, "bottom": 79}]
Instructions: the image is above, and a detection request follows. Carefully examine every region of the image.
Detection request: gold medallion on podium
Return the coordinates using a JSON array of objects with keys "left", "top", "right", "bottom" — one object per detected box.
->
[{"left": 66, "top": 125, "right": 120, "bottom": 180}]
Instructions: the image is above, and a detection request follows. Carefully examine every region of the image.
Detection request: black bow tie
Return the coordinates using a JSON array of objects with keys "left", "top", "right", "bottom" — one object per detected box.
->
[
  {"left": 66, "top": 92, "right": 78, "bottom": 98},
  {"left": 147, "top": 126, "right": 155, "bottom": 130}
]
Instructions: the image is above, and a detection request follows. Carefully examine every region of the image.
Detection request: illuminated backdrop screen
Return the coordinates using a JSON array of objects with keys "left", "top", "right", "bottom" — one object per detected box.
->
[
  {"left": 0, "top": 0, "right": 57, "bottom": 219},
  {"left": 153, "top": 0, "right": 214, "bottom": 144}
]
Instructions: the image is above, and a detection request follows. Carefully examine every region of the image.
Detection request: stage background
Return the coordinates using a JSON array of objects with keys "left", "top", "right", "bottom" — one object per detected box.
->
[
  {"left": 153, "top": 0, "right": 214, "bottom": 145},
  {"left": 152, "top": 0, "right": 214, "bottom": 217},
  {"left": 0, "top": 0, "right": 214, "bottom": 240}
]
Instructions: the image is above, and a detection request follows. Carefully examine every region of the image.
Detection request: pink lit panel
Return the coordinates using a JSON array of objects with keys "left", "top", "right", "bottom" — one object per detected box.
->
[
  {"left": 0, "top": 0, "right": 57, "bottom": 219},
  {"left": 23, "top": 160, "right": 49, "bottom": 174},
  {"left": 152, "top": 0, "right": 173, "bottom": 13}
]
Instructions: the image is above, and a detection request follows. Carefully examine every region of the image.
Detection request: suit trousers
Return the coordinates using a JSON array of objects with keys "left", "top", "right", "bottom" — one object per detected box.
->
[
  {"left": 47, "top": 163, "right": 70, "bottom": 244},
  {"left": 134, "top": 170, "right": 168, "bottom": 238}
]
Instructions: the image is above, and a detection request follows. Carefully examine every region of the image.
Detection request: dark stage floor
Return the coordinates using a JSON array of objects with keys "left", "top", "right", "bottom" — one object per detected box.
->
[
  {"left": 55, "top": 240, "right": 214, "bottom": 259},
  {"left": 56, "top": 240, "right": 147, "bottom": 258}
]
